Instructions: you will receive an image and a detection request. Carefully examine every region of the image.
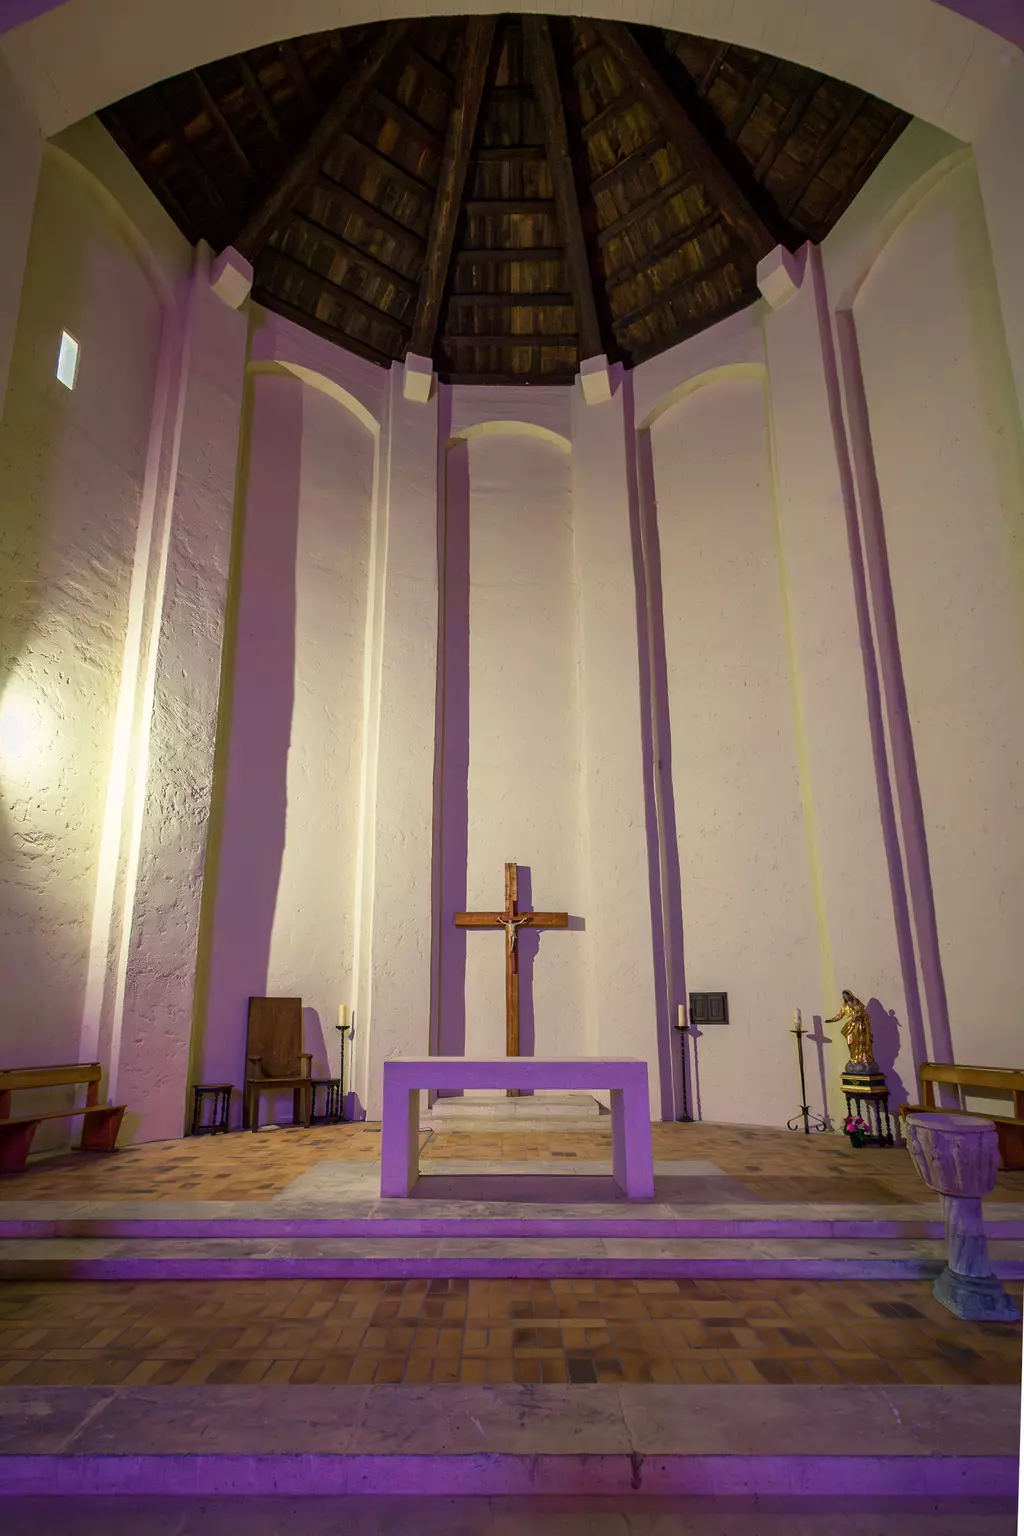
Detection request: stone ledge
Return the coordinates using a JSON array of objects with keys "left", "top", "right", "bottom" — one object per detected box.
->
[{"left": 0, "top": 1385, "right": 1016, "bottom": 1497}]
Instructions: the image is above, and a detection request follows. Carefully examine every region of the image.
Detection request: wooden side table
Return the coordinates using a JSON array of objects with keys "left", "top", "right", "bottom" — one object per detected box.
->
[
  {"left": 310, "top": 1078, "right": 345, "bottom": 1124},
  {"left": 190, "top": 1084, "right": 233, "bottom": 1135}
]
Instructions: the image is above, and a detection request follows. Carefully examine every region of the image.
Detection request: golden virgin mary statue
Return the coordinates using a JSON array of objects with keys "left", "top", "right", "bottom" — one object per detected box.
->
[{"left": 826, "top": 990, "right": 875, "bottom": 1067}]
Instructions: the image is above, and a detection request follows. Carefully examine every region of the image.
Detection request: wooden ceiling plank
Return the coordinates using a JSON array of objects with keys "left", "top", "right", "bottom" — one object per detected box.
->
[
  {"left": 463, "top": 199, "right": 557, "bottom": 216},
  {"left": 279, "top": 39, "right": 318, "bottom": 112},
  {"left": 524, "top": 16, "right": 603, "bottom": 362},
  {"left": 572, "top": 42, "right": 613, "bottom": 79},
  {"left": 253, "top": 288, "right": 395, "bottom": 365},
  {"left": 262, "top": 246, "right": 410, "bottom": 336},
  {"left": 604, "top": 209, "right": 722, "bottom": 291},
  {"left": 596, "top": 170, "right": 695, "bottom": 248},
  {"left": 447, "top": 292, "right": 576, "bottom": 307},
  {"left": 581, "top": 88, "right": 639, "bottom": 141},
  {"left": 100, "top": 107, "right": 202, "bottom": 241},
  {"left": 753, "top": 72, "right": 821, "bottom": 181},
  {"left": 590, "top": 130, "right": 670, "bottom": 196},
  {"left": 727, "top": 57, "right": 777, "bottom": 143},
  {"left": 288, "top": 210, "right": 419, "bottom": 298},
  {"left": 443, "top": 332, "right": 580, "bottom": 347},
  {"left": 342, "top": 133, "right": 437, "bottom": 202},
  {"left": 191, "top": 68, "right": 256, "bottom": 181},
  {"left": 473, "top": 146, "right": 547, "bottom": 163},
  {"left": 454, "top": 248, "right": 565, "bottom": 263},
  {"left": 309, "top": 175, "right": 427, "bottom": 252},
  {"left": 409, "top": 45, "right": 454, "bottom": 96},
  {"left": 409, "top": 16, "right": 496, "bottom": 358},
  {"left": 151, "top": 90, "right": 227, "bottom": 212},
  {"left": 612, "top": 246, "right": 742, "bottom": 334},
  {"left": 232, "top": 20, "right": 416, "bottom": 259},
  {"left": 237, "top": 57, "right": 282, "bottom": 143},
  {"left": 699, "top": 43, "right": 730, "bottom": 98},
  {"left": 595, "top": 22, "right": 776, "bottom": 259},
  {"left": 780, "top": 89, "right": 869, "bottom": 217},
  {"left": 374, "top": 92, "right": 446, "bottom": 152},
  {"left": 819, "top": 110, "right": 909, "bottom": 229}
]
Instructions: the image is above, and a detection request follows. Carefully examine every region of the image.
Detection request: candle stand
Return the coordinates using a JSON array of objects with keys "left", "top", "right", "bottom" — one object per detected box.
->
[
  {"left": 674, "top": 1014, "right": 693, "bottom": 1123},
  {"left": 787, "top": 1014, "right": 828, "bottom": 1135}
]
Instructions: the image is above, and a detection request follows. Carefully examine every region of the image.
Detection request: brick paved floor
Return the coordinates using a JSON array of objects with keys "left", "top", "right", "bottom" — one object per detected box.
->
[
  {"left": 6, "top": 1120, "right": 1024, "bottom": 1204},
  {"left": 0, "top": 1276, "right": 1019, "bottom": 1388}
]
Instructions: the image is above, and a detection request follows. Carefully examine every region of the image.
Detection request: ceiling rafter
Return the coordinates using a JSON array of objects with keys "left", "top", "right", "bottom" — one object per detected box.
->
[
  {"left": 595, "top": 22, "right": 777, "bottom": 260},
  {"left": 524, "top": 16, "right": 604, "bottom": 363},
  {"left": 409, "top": 16, "right": 496, "bottom": 359},
  {"left": 233, "top": 20, "right": 416, "bottom": 260}
]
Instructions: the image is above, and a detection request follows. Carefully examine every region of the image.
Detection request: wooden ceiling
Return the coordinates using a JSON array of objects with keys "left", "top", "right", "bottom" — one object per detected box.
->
[{"left": 100, "top": 16, "right": 908, "bottom": 384}]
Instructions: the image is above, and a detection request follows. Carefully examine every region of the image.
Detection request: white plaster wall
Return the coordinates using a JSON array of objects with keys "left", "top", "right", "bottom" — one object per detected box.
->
[
  {"left": 200, "top": 369, "right": 373, "bottom": 1116},
  {"left": 265, "top": 382, "right": 372, "bottom": 1075},
  {"left": 445, "top": 431, "right": 589, "bottom": 1065},
  {"left": 650, "top": 372, "right": 821, "bottom": 1125},
  {"left": 851, "top": 157, "right": 1024, "bottom": 1071},
  {"left": 0, "top": 147, "right": 161, "bottom": 1093}
]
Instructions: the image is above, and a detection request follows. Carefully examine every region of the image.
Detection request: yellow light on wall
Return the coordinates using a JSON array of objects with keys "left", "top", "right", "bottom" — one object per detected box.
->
[
  {"left": 0, "top": 682, "right": 52, "bottom": 775},
  {"left": 56, "top": 330, "right": 79, "bottom": 390}
]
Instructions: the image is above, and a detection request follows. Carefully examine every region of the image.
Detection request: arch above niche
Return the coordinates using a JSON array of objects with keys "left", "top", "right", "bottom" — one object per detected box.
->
[
  {"left": 448, "top": 419, "right": 571, "bottom": 456},
  {"left": 640, "top": 360, "right": 767, "bottom": 434},
  {"left": 1, "top": 0, "right": 1017, "bottom": 142}
]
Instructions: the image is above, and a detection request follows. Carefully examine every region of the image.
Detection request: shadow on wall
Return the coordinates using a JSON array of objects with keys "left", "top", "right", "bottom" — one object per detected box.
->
[
  {"left": 806, "top": 1014, "right": 834, "bottom": 1130},
  {"left": 192, "top": 374, "right": 302, "bottom": 1123},
  {"left": 868, "top": 997, "right": 912, "bottom": 1110}
]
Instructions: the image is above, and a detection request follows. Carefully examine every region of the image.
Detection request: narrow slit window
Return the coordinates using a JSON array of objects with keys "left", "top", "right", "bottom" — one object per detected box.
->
[{"left": 56, "top": 331, "right": 79, "bottom": 390}]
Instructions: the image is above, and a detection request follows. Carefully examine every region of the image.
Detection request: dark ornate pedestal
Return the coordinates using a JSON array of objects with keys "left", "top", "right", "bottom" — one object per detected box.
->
[
  {"left": 310, "top": 1078, "right": 345, "bottom": 1124},
  {"left": 842, "top": 1060, "right": 895, "bottom": 1147}
]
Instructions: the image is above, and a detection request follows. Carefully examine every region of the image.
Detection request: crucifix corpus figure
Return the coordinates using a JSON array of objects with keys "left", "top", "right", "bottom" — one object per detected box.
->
[{"left": 455, "top": 862, "right": 569, "bottom": 1097}]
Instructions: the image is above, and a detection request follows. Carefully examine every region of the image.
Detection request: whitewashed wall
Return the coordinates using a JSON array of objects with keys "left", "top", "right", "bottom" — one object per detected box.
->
[{"left": 0, "top": 147, "right": 161, "bottom": 1095}]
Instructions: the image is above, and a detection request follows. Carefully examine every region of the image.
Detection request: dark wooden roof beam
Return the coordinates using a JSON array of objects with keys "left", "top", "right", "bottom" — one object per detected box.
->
[
  {"left": 780, "top": 90, "right": 869, "bottom": 217},
  {"left": 308, "top": 176, "right": 427, "bottom": 252},
  {"left": 699, "top": 43, "right": 730, "bottom": 96},
  {"left": 581, "top": 89, "right": 639, "bottom": 140},
  {"left": 341, "top": 134, "right": 437, "bottom": 202},
  {"left": 237, "top": 57, "right": 282, "bottom": 143},
  {"left": 590, "top": 131, "right": 670, "bottom": 196},
  {"left": 605, "top": 209, "right": 722, "bottom": 291},
  {"left": 454, "top": 248, "right": 565, "bottom": 263},
  {"left": 447, "top": 292, "right": 576, "bottom": 307},
  {"left": 263, "top": 247, "right": 411, "bottom": 336},
  {"left": 613, "top": 247, "right": 742, "bottom": 334},
  {"left": 191, "top": 69, "right": 255, "bottom": 181},
  {"left": 463, "top": 199, "right": 557, "bottom": 216},
  {"left": 524, "top": 16, "right": 604, "bottom": 361},
  {"left": 409, "top": 16, "right": 496, "bottom": 357},
  {"left": 278, "top": 40, "right": 318, "bottom": 112},
  {"left": 727, "top": 58, "right": 777, "bottom": 143},
  {"left": 595, "top": 22, "right": 776, "bottom": 259},
  {"left": 233, "top": 20, "right": 416, "bottom": 258},
  {"left": 287, "top": 211, "right": 419, "bottom": 299},
  {"left": 473, "top": 146, "right": 547, "bottom": 163},
  {"left": 753, "top": 73, "right": 821, "bottom": 181},
  {"left": 597, "top": 171, "right": 695, "bottom": 248},
  {"left": 151, "top": 92, "right": 227, "bottom": 212},
  {"left": 409, "top": 46, "right": 454, "bottom": 95},
  {"left": 442, "top": 333, "right": 580, "bottom": 348},
  {"left": 252, "top": 289, "right": 396, "bottom": 366},
  {"left": 374, "top": 93, "right": 445, "bottom": 152}
]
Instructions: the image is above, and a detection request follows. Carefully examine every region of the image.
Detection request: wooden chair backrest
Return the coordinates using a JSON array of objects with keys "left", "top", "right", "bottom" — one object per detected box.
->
[
  {"left": 0, "top": 1063, "right": 102, "bottom": 1092},
  {"left": 246, "top": 998, "right": 303, "bottom": 1079}
]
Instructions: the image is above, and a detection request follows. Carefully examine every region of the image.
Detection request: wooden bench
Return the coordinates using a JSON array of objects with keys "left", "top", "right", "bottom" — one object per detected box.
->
[
  {"left": 900, "top": 1062, "right": 1024, "bottom": 1170},
  {"left": 0, "top": 1064, "right": 126, "bottom": 1174}
]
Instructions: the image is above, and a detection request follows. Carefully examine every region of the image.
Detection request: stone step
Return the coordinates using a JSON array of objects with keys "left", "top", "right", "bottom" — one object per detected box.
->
[
  {"left": 2, "top": 1234, "right": 1023, "bottom": 1280},
  {"left": 0, "top": 1384, "right": 1016, "bottom": 1499}
]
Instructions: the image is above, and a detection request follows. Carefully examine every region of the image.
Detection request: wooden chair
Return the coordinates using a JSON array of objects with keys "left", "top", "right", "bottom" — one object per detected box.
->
[{"left": 243, "top": 997, "right": 312, "bottom": 1133}]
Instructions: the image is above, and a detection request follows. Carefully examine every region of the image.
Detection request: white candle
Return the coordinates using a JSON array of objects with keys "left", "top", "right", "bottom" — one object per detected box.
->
[
  {"left": 678, "top": 1003, "right": 686, "bottom": 1031},
  {"left": 339, "top": 1004, "right": 348, "bottom": 1032},
  {"left": 793, "top": 1009, "right": 802, "bottom": 1027}
]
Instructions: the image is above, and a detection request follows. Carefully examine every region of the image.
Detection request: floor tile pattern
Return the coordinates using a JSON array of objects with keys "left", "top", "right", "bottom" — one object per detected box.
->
[
  {"left": 0, "top": 1276, "right": 1018, "bottom": 1388},
  {"left": 7, "top": 1119, "right": 1024, "bottom": 1204}
]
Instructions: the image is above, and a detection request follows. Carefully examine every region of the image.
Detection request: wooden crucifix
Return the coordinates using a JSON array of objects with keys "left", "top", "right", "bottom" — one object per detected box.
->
[{"left": 455, "top": 862, "right": 568, "bottom": 1091}]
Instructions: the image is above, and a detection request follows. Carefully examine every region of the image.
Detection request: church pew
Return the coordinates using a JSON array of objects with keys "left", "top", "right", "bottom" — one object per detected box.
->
[
  {"left": 899, "top": 1061, "right": 1024, "bottom": 1170},
  {"left": 0, "top": 1064, "right": 126, "bottom": 1174}
]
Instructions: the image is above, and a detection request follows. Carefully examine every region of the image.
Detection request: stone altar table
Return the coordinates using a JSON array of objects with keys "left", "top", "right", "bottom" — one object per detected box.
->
[{"left": 381, "top": 1057, "right": 655, "bottom": 1199}]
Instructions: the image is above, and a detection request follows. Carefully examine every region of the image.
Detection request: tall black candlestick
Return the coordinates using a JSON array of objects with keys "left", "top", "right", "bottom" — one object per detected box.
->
[
  {"left": 674, "top": 1008, "right": 693, "bottom": 1123},
  {"left": 787, "top": 1010, "right": 827, "bottom": 1135}
]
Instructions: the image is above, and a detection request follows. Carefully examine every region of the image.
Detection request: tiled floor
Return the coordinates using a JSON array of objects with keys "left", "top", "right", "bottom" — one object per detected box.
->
[
  {"left": 0, "top": 1275, "right": 1019, "bottom": 1388},
  {"left": 7, "top": 1118, "right": 1024, "bottom": 1204}
]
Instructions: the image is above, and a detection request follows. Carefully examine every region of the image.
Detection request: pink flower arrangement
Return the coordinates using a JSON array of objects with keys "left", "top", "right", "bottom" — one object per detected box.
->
[{"left": 843, "top": 1115, "right": 870, "bottom": 1137}]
